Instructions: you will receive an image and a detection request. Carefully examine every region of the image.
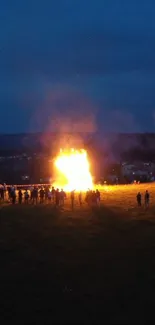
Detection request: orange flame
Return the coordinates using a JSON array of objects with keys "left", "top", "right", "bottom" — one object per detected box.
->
[{"left": 54, "top": 148, "right": 93, "bottom": 191}]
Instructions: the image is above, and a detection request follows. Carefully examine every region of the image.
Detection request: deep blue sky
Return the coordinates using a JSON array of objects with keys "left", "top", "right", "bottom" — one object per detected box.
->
[{"left": 1, "top": 0, "right": 155, "bottom": 133}]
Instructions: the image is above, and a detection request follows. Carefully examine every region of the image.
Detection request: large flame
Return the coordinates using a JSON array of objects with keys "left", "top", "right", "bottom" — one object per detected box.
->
[{"left": 54, "top": 148, "right": 93, "bottom": 191}]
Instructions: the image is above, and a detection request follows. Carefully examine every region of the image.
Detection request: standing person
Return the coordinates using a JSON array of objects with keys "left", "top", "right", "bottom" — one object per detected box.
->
[
  {"left": 71, "top": 190, "right": 75, "bottom": 210},
  {"left": 32, "top": 187, "right": 38, "bottom": 205},
  {"left": 137, "top": 192, "right": 142, "bottom": 206},
  {"left": 3, "top": 183, "right": 7, "bottom": 200},
  {"left": 85, "top": 190, "right": 91, "bottom": 205},
  {"left": 12, "top": 188, "right": 16, "bottom": 204},
  {"left": 30, "top": 186, "right": 34, "bottom": 202},
  {"left": 10, "top": 185, "right": 14, "bottom": 195},
  {"left": 51, "top": 186, "right": 56, "bottom": 204},
  {"left": 55, "top": 188, "right": 60, "bottom": 207},
  {"left": 48, "top": 189, "right": 52, "bottom": 203},
  {"left": 78, "top": 191, "right": 82, "bottom": 206},
  {"left": 24, "top": 190, "right": 29, "bottom": 204},
  {"left": 92, "top": 191, "right": 97, "bottom": 206},
  {"left": 60, "top": 189, "right": 66, "bottom": 207},
  {"left": 39, "top": 187, "right": 45, "bottom": 204},
  {"left": 7, "top": 186, "right": 11, "bottom": 201},
  {"left": 45, "top": 186, "right": 49, "bottom": 202},
  {"left": 18, "top": 189, "right": 23, "bottom": 204},
  {"left": 0, "top": 185, "right": 4, "bottom": 202},
  {"left": 96, "top": 189, "right": 100, "bottom": 206},
  {"left": 145, "top": 190, "right": 150, "bottom": 208}
]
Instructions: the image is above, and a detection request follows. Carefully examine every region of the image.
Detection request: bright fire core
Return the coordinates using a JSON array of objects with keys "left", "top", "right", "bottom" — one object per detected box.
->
[{"left": 54, "top": 149, "right": 93, "bottom": 191}]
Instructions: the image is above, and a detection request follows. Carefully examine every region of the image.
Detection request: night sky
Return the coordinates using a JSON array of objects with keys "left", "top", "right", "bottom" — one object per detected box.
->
[{"left": 1, "top": 0, "right": 155, "bottom": 133}]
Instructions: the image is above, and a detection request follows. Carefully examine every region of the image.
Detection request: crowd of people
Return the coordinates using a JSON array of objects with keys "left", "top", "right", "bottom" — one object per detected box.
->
[
  {"left": 0, "top": 184, "right": 101, "bottom": 209},
  {"left": 0, "top": 183, "right": 151, "bottom": 210}
]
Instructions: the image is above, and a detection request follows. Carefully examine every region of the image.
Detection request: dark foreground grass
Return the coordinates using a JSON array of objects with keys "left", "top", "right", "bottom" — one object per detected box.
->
[{"left": 1, "top": 202, "right": 155, "bottom": 324}]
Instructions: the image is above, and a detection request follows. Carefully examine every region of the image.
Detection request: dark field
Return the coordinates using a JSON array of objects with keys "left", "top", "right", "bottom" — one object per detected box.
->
[{"left": 1, "top": 184, "right": 155, "bottom": 324}]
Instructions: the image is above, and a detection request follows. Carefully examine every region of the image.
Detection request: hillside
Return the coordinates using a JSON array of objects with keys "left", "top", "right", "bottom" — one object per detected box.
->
[{"left": 0, "top": 133, "right": 155, "bottom": 160}]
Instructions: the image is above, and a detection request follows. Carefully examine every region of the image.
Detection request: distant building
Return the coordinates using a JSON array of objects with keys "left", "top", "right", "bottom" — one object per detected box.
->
[{"left": 121, "top": 162, "right": 155, "bottom": 181}]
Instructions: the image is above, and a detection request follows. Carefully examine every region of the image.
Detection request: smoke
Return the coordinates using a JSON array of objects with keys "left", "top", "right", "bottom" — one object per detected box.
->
[
  {"left": 29, "top": 84, "right": 155, "bottom": 158},
  {"left": 31, "top": 84, "right": 98, "bottom": 150},
  {"left": 37, "top": 85, "right": 97, "bottom": 131}
]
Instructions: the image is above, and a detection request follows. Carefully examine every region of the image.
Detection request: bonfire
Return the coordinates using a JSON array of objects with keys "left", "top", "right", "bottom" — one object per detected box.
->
[{"left": 54, "top": 148, "right": 93, "bottom": 191}]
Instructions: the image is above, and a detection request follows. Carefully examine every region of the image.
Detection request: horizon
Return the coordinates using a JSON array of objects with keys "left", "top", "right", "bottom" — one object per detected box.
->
[{"left": 0, "top": 131, "right": 155, "bottom": 136}]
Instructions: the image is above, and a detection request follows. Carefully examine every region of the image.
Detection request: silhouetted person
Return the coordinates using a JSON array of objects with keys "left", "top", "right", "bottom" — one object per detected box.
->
[
  {"left": 45, "top": 186, "right": 49, "bottom": 201},
  {"left": 92, "top": 191, "right": 97, "bottom": 206},
  {"left": 71, "top": 190, "right": 75, "bottom": 210},
  {"left": 85, "top": 189, "right": 91, "bottom": 205},
  {"left": 60, "top": 189, "right": 66, "bottom": 207},
  {"left": 0, "top": 186, "right": 4, "bottom": 201},
  {"left": 78, "top": 191, "right": 82, "bottom": 206},
  {"left": 18, "top": 189, "right": 23, "bottom": 204},
  {"left": 145, "top": 190, "right": 150, "bottom": 208},
  {"left": 96, "top": 189, "right": 100, "bottom": 205},
  {"left": 12, "top": 189, "right": 16, "bottom": 204},
  {"left": 52, "top": 186, "right": 56, "bottom": 204},
  {"left": 48, "top": 190, "right": 52, "bottom": 202},
  {"left": 55, "top": 189, "right": 60, "bottom": 207},
  {"left": 8, "top": 187, "right": 11, "bottom": 201},
  {"left": 4, "top": 183, "right": 7, "bottom": 199},
  {"left": 137, "top": 192, "right": 142, "bottom": 206},
  {"left": 39, "top": 188, "right": 45, "bottom": 204},
  {"left": 24, "top": 190, "right": 29, "bottom": 204},
  {"left": 30, "top": 187, "right": 34, "bottom": 201},
  {"left": 33, "top": 187, "right": 38, "bottom": 204}
]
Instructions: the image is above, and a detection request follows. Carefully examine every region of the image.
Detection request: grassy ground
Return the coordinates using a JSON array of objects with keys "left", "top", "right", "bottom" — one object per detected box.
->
[{"left": 1, "top": 184, "right": 155, "bottom": 324}]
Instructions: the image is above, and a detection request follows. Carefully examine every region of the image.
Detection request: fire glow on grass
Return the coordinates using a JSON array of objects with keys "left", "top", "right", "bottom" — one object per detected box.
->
[{"left": 54, "top": 148, "right": 93, "bottom": 191}]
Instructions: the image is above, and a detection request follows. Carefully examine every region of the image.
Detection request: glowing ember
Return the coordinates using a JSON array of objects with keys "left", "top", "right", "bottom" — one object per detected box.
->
[{"left": 54, "top": 148, "right": 93, "bottom": 191}]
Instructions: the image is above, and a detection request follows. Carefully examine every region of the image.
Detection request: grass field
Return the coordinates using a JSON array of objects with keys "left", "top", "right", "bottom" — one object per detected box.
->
[{"left": 1, "top": 183, "right": 155, "bottom": 324}]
